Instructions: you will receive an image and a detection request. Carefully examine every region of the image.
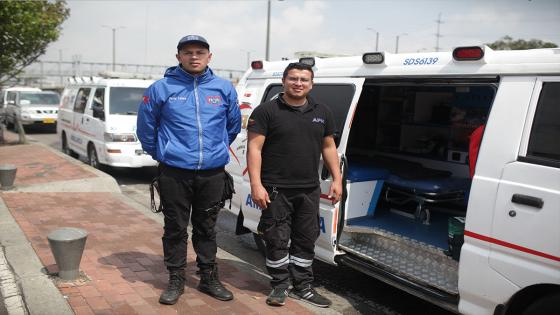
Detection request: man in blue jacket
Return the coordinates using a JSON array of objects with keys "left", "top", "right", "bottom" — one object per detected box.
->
[{"left": 137, "top": 35, "right": 241, "bottom": 305}]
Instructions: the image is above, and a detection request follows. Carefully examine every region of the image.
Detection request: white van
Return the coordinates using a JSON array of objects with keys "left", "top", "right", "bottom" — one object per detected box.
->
[
  {"left": 57, "top": 77, "right": 157, "bottom": 169},
  {"left": 226, "top": 46, "right": 560, "bottom": 314}
]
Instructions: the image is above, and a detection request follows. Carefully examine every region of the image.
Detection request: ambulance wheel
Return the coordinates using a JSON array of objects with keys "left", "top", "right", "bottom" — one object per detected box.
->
[
  {"left": 61, "top": 133, "right": 79, "bottom": 158},
  {"left": 88, "top": 143, "right": 101, "bottom": 170},
  {"left": 253, "top": 233, "right": 266, "bottom": 257},
  {"left": 522, "top": 292, "right": 560, "bottom": 315}
]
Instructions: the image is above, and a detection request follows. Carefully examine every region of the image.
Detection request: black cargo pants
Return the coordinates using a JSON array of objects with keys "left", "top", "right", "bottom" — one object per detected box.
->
[
  {"left": 258, "top": 186, "right": 321, "bottom": 290},
  {"left": 157, "top": 163, "right": 226, "bottom": 272}
]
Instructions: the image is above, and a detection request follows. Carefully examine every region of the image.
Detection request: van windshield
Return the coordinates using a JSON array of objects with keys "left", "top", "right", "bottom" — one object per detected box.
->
[
  {"left": 19, "top": 92, "right": 60, "bottom": 105},
  {"left": 109, "top": 87, "right": 147, "bottom": 115}
]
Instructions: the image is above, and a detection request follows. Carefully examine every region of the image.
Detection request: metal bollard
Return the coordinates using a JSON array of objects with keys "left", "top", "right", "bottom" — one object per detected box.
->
[
  {"left": 0, "top": 164, "right": 17, "bottom": 190},
  {"left": 47, "top": 227, "right": 88, "bottom": 281}
]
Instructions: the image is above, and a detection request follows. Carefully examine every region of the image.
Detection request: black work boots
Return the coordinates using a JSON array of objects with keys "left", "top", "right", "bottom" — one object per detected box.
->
[
  {"left": 159, "top": 270, "right": 185, "bottom": 305},
  {"left": 197, "top": 266, "right": 234, "bottom": 301}
]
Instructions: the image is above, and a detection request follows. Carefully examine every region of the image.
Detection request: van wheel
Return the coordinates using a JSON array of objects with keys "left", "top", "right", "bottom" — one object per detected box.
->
[
  {"left": 87, "top": 144, "right": 101, "bottom": 170},
  {"left": 522, "top": 292, "right": 560, "bottom": 315},
  {"left": 61, "top": 133, "right": 79, "bottom": 158},
  {"left": 253, "top": 233, "right": 267, "bottom": 257},
  {"left": 6, "top": 117, "right": 14, "bottom": 130}
]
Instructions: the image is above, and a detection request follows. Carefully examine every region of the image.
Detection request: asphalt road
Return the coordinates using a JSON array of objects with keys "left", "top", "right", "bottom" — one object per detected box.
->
[{"left": 17, "top": 127, "right": 455, "bottom": 315}]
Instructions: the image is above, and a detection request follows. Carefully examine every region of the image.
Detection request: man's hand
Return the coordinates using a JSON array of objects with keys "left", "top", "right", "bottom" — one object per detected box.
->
[
  {"left": 328, "top": 180, "right": 342, "bottom": 204},
  {"left": 251, "top": 184, "right": 271, "bottom": 209}
]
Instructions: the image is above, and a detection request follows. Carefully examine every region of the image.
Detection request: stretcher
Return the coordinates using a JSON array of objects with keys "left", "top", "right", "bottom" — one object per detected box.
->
[{"left": 347, "top": 156, "right": 471, "bottom": 224}]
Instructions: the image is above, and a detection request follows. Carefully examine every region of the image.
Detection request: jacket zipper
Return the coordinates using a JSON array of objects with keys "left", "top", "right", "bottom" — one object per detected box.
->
[{"left": 193, "top": 77, "right": 204, "bottom": 169}]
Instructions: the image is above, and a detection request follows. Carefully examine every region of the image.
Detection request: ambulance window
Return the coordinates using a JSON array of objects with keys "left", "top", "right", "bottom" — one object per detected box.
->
[
  {"left": 526, "top": 82, "right": 560, "bottom": 165},
  {"left": 73, "top": 88, "right": 91, "bottom": 114},
  {"left": 262, "top": 84, "right": 356, "bottom": 143}
]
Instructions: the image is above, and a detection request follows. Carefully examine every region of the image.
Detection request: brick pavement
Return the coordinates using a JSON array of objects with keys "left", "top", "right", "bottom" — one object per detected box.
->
[
  {"left": 1, "top": 191, "right": 313, "bottom": 315},
  {"left": 0, "top": 144, "right": 96, "bottom": 186}
]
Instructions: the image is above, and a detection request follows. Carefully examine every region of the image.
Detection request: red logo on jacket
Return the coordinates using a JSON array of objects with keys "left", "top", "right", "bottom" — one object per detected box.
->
[
  {"left": 143, "top": 96, "right": 149, "bottom": 104},
  {"left": 206, "top": 96, "right": 222, "bottom": 106}
]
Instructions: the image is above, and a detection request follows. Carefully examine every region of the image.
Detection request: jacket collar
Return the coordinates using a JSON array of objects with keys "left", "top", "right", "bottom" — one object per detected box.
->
[{"left": 164, "top": 65, "right": 214, "bottom": 84}]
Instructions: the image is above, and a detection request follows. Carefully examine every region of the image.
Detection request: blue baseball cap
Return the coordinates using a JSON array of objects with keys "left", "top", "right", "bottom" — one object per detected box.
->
[{"left": 177, "top": 35, "right": 210, "bottom": 50}]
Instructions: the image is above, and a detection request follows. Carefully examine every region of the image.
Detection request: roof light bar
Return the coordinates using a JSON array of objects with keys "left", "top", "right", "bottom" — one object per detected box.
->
[
  {"left": 299, "top": 57, "right": 315, "bottom": 67},
  {"left": 362, "top": 52, "right": 384, "bottom": 64},
  {"left": 453, "top": 46, "right": 484, "bottom": 61},
  {"left": 251, "top": 61, "right": 263, "bottom": 70}
]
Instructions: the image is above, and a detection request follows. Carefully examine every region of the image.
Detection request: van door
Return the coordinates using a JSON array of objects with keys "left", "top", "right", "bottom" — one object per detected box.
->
[
  {"left": 80, "top": 87, "right": 105, "bottom": 159},
  {"left": 487, "top": 78, "right": 560, "bottom": 289},
  {"left": 311, "top": 78, "right": 365, "bottom": 264},
  {"left": 70, "top": 87, "right": 93, "bottom": 155}
]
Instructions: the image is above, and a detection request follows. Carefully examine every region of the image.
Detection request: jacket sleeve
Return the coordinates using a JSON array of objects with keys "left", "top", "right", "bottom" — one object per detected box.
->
[
  {"left": 226, "top": 85, "right": 241, "bottom": 145},
  {"left": 136, "top": 84, "right": 161, "bottom": 159}
]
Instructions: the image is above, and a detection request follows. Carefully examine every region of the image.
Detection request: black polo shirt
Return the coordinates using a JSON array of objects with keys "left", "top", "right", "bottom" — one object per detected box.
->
[{"left": 248, "top": 94, "right": 335, "bottom": 188}]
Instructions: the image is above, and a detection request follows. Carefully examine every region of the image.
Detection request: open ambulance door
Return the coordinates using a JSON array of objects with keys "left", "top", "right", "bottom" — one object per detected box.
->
[{"left": 314, "top": 77, "right": 365, "bottom": 265}]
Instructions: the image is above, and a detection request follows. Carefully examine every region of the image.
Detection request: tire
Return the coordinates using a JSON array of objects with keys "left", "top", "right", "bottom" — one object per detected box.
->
[
  {"left": 253, "top": 232, "right": 267, "bottom": 257},
  {"left": 87, "top": 143, "right": 101, "bottom": 170},
  {"left": 61, "top": 133, "right": 79, "bottom": 158},
  {"left": 522, "top": 292, "right": 560, "bottom": 315},
  {"left": 6, "top": 117, "right": 14, "bottom": 130}
]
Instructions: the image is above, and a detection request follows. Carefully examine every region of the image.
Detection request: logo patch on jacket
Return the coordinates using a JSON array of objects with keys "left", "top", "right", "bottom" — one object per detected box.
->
[
  {"left": 312, "top": 117, "right": 325, "bottom": 124},
  {"left": 143, "top": 96, "right": 149, "bottom": 104},
  {"left": 206, "top": 95, "right": 223, "bottom": 105}
]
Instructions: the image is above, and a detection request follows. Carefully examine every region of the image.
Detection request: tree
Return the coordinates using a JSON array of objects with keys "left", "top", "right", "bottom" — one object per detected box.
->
[
  {"left": 0, "top": 0, "right": 69, "bottom": 85},
  {"left": 487, "top": 36, "right": 558, "bottom": 50}
]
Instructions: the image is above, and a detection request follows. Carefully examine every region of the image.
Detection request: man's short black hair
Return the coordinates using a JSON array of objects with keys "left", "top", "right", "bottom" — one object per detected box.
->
[{"left": 282, "top": 62, "right": 314, "bottom": 80}]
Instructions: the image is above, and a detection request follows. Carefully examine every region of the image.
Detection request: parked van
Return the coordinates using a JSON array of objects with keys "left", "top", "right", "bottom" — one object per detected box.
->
[
  {"left": 226, "top": 46, "right": 560, "bottom": 314},
  {"left": 57, "top": 77, "right": 157, "bottom": 169}
]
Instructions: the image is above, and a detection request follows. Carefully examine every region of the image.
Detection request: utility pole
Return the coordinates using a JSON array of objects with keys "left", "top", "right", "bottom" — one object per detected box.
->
[
  {"left": 367, "top": 28, "right": 379, "bottom": 51},
  {"left": 395, "top": 33, "right": 408, "bottom": 53},
  {"left": 265, "top": 0, "right": 271, "bottom": 61},
  {"left": 435, "top": 13, "right": 443, "bottom": 52},
  {"left": 102, "top": 25, "right": 125, "bottom": 71}
]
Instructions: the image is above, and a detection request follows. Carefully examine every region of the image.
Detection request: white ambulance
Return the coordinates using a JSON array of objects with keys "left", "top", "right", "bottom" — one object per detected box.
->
[
  {"left": 57, "top": 75, "right": 157, "bottom": 169},
  {"left": 226, "top": 46, "right": 560, "bottom": 314}
]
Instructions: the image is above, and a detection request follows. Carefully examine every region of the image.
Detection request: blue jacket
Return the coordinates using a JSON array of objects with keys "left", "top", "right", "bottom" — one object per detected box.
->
[{"left": 137, "top": 65, "right": 241, "bottom": 170}]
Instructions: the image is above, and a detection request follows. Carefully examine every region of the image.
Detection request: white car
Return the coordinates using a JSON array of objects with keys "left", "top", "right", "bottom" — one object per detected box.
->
[{"left": 5, "top": 90, "right": 60, "bottom": 131}]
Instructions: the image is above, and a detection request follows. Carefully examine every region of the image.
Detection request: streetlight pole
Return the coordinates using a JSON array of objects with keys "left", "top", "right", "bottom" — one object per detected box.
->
[
  {"left": 265, "top": 0, "right": 271, "bottom": 61},
  {"left": 265, "top": 0, "right": 283, "bottom": 61},
  {"left": 395, "top": 33, "right": 408, "bottom": 53},
  {"left": 102, "top": 25, "right": 125, "bottom": 71},
  {"left": 367, "top": 27, "right": 379, "bottom": 51}
]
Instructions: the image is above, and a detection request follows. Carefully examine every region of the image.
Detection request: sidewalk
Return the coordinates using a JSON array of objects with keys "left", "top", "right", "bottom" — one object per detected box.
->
[{"left": 0, "top": 136, "right": 317, "bottom": 314}]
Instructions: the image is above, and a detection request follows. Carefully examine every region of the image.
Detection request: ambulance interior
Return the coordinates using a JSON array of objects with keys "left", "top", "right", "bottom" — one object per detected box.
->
[{"left": 343, "top": 80, "right": 496, "bottom": 258}]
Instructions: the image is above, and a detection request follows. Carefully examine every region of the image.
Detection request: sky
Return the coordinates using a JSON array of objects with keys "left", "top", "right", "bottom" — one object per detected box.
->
[{"left": 41, "top": 0, "right": 560, "bottom": 72}]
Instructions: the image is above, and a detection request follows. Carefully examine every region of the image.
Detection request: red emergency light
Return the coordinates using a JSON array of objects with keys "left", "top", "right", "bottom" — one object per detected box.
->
[
  {"left": 453, "top": 46, "right": 484, "bottom": 61},
  {"left": 251, "top": 61, "right": 263, "bottom": 70}
]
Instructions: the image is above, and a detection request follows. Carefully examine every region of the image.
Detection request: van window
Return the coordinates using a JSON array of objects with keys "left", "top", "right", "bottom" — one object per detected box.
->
[
  {"left": 74, "top": 88, "right": 91, "bottom": 113},
  {"left": 7, "top": 92, "right": 16, "bottom": 104},
  {"left": 109, "top": 87, "right": 146, "bottom": 115},
  {"left": 93, "top": 88, "right": 105, "bottom": 108},
  {"left": 526, "top": 82, "right": 560, "bottom": 165},
  {"left": 262, "top": 84, "right": 356, "bottom": 140}
]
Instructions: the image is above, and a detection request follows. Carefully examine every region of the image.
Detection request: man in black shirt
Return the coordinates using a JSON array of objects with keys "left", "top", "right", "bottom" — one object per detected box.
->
[{"left": 247, "top": 62, "right": 342, "bottom": 307}]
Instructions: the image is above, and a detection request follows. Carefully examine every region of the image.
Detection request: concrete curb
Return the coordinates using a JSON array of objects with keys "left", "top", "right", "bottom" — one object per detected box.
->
[{"left": 0, "top": 198, "right": 73, "bottom": 315}]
